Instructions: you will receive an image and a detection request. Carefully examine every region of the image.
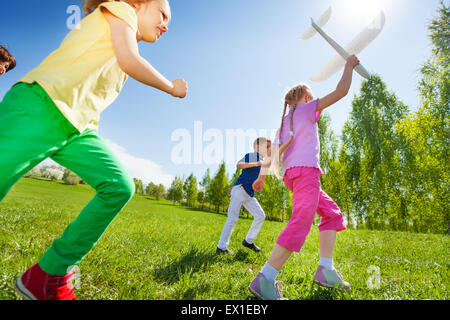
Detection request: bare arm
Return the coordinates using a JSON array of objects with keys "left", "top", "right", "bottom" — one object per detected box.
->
[
  {"left": 237, "top": 161, "right": 263, "bottom": 170},
  {"left": 103, "top": 9, "right": 187, "bottom": 98},
  {"left": 251, "top": 145, "right": 275, "bottom": 192},
  {"left": 251, "top": 160, "right": 272, "bottom": 192},
  {"left": 317, "top": 55, "right": 360, "bottom": 111}
]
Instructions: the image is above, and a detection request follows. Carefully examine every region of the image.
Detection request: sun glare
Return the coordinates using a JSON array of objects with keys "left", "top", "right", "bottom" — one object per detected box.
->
[{"left": 335, "top": 0, "right": 389, "bottom": 23}]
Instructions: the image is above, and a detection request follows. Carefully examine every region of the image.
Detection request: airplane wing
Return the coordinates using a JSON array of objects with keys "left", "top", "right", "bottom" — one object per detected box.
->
[
  {"left": 310, "top": 11, "right": 386, "bottom": 82},
  {"left": 300, "top": 7, "right": 332, "bottom": 40}
]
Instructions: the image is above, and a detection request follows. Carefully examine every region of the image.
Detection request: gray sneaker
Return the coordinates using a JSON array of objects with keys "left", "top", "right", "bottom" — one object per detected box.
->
[
  {"left": 248, "top": 272, "right": 287, "bottom": 300},
  {"left": 313, "top": 266, "right": 350, "bottom": 291}
]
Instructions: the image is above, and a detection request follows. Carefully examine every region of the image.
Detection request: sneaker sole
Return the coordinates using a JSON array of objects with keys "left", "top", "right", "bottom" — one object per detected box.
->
[
  {"left": 313, "top": 279, "right": 350, "bottom": 291},
  {"left": 242, "top": 245, "right": 261, "bottom": 252},
  {"left": 15, "top": 274, "right": 38, "bottom": 300},
  {"left": 248, "top": 285, "right": 265, "bottom": 300}
]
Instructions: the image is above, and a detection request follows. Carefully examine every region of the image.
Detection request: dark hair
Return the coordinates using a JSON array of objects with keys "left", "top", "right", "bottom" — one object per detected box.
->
[{"left": 0, "top": 46, "right": 16, "bottom": 72}]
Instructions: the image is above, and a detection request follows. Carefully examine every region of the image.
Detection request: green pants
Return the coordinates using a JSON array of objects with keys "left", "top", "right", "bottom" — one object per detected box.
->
[{"left": 0, "top": 82, "right": 135, "bottom": 275}]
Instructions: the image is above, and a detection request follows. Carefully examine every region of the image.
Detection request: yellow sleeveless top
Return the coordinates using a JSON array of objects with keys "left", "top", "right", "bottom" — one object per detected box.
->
[{"left": 20, "top": 1, "right": 138, "bottom": 132}]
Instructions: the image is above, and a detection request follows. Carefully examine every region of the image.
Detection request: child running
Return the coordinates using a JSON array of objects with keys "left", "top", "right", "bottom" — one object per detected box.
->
[
  {"left": 217, "top": 138, "right": 271, "bottom": 254},
  {"left": 0, "top": 46, "right": 16, "bottom": 76},
  {"left": 248, "top": 55, "right": 360, "bottom": 300},
  {"left": 0, "top": 0, "right": 187, "bottom": 300}
]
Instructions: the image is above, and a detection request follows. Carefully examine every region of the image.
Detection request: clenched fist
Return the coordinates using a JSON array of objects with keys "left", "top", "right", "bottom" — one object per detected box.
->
[{"left": 171, "top": 79, "right": 188, "bottom": 98}]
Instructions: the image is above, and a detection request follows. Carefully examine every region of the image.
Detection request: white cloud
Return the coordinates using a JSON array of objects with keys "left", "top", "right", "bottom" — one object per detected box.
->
[
  {"left": 104, "top": 139, "right": 173, "bottom": 188},
  {"left": 39, "top": 139, "right": 173, "bottom": 188}
]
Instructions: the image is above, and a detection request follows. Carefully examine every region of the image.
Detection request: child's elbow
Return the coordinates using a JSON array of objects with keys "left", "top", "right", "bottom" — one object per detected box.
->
[
  {"left": 336, "top": 87, "right": 349, "bottom": 99},
  {"left": 116, "top": 52, "right": 141, "bottom": 76},
  {"left": 117, "top": 58, "right": 134, "bottom": 76}
]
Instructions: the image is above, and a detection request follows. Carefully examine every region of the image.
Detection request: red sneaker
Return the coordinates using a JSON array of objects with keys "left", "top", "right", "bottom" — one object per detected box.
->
[{"left": 15, "top": 263, "right": 77, "bottom": 300}]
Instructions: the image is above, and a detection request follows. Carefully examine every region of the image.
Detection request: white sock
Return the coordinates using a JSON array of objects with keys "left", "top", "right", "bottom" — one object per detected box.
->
[
  {"left": 320, "top": 257, "right": 334, "bottom": 270},
  {"left": 261, "top": 263, "right": 279, "bottom": 283},
  {"left": 245, "top": 238, "right": 253, "bottom": 244}
]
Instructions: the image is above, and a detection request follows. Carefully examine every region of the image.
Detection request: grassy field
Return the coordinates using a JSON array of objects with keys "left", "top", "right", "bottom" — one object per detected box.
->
[{"left": 0, "top": 178, "right": 448, "bottom": 300}]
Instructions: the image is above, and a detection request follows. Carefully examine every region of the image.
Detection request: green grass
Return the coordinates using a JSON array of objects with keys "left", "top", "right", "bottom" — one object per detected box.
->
[{"left": 0, "top": 178, "right": 448, "bottom": 300}]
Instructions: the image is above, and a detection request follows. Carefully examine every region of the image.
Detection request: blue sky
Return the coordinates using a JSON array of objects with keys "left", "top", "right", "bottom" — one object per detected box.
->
[{"left": 0, "top": 0, "right": 444, "bottom": 186}]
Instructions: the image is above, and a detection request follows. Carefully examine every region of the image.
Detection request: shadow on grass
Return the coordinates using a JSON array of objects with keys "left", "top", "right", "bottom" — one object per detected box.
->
[
  {"left": 303, "top": 284, "right": 342, "bottom": 300},
  {"left": 143, "top": 200, "right": 266, "bottom": 222},
  {"left": 244, "top": 276, "right": 345, "bottom": 301},
  {"left": 181, "top": 206, "right": 259, "bottom": 222},
  {"left": 153, "top": 247, "right": 251, "bottom": 286}
]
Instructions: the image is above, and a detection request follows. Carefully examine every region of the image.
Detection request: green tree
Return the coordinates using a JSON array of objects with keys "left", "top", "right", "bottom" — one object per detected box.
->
[
  {"left": 24, "top": 166, "right": 43, "bottom": 179},
  {"left": 200, "top": 168, "right": 212, "bottom": 209},
  {"left": 209, "top": 162, "right": 229, "bottom": 213},
  {"left": 155, "top": 184, "right": 166, "bottom": 201},
  {"left": 183, "top": 173, "right": 198, "bottom": 207},
  {"left": 318, "top": 112, "right": 339, "bottom": 177},
  {"left": 255, "top": 174, "right": 291, "bottom": 222},
  {"left": 133, "top": 178, "right": 144, "bottom": 195},
  {"left": 197, "top": 191, "right": 205, "bottom": 209},
  {"left": 230, "top": 168, "right": 241, "bottom": 185},
  {"left": 396, "top": 2, "right": 449, "bottom": 233},
  {"left": 167, "top": 177, "right": 184, "bottom": 205},
  {"left": 145, "top": 182, "right": 157, "bottom": 197},
  {"left": 343, "top": 75, "right": 409, "bottom": 230},
  {"left": 62, "top": 169, "right": 81, "bottom": 185},
  {"left": 317, "top": 112, "right": 353, "bottom": 226}
]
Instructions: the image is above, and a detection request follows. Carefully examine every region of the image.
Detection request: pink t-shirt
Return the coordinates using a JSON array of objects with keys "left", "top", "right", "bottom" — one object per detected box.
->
[{"left": 274, "top": 99, "right": 323, "bottom": 176}]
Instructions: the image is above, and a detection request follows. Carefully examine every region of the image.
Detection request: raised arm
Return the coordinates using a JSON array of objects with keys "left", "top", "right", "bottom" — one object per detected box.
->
[
  {"left": 102, "top": 9, "right": 187, "bottom": 98},
  {"left": 237, "top": 161, "right": 263, "bottom": 170},
  {"left": 317, "top": 55, "right": 360, "bottom": 111}
]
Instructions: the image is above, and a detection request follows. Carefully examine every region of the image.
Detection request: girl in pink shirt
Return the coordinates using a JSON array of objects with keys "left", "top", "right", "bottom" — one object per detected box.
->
[{"left": 249, "top": 55, "right": 360, "bottom": 300}]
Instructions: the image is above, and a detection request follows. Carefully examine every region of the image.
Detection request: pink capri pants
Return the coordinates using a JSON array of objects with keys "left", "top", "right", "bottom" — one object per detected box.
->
[{"left": 277, "top": 167, "right": 346, "bottom": 252}]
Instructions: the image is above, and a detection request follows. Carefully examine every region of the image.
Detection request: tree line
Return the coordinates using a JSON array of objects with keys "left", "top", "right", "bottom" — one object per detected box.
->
[
  {"left": 155, "top": 164, "right": 293, "bottom": 223},
  {"left": 318, "top": 3, "right": 448, "bottom": 234}
]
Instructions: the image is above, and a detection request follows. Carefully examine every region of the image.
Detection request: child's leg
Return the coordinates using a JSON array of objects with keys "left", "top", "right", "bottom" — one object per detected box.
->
[
  {"left": 266, "top": 243, "right": 293, "bottom": 271},
  {"left": 0, "top": 83, "right": 78, "bottom": 201},
  {"left": 275, "top": 169, "right": 321, "bottom": 254},
  {"left": 319, "top": 230, "right": 336, "bottom": 259},
  {"left": 317, "top": 189, "right": 346, "bottom": 259},
  {"left": 316, "top": 190, "right": 347, "bottom": 274},
  {"left": 217, "top": 185, "right": 245, "bottom": 250},
  {"left": 261, "top": 168, "right": 321, "bottom": 281},
  {"left": 38, "top": 130, "right": 135, "bottom": 276},
  {"left": 242, "top": 197, "right": 265, "bottom": 244}
]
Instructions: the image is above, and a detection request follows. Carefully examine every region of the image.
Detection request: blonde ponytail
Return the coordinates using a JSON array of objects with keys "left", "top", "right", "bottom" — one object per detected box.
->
[{"left": 272, "top": 83, "right": 313, "bottom": 180}]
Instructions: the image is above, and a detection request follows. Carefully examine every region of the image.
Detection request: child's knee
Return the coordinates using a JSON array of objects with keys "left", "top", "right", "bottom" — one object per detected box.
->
[
  {"left": 117, "top": 176, "right": 135, "bottom": 201},
  {"left": 318, "top": 212, "right": 346, "bottom": 232},
  {"left": 97, "top": 176, "right": 135, "bottom": 204},
  {"left": 227, "top": 214, "right": 239, "bottom": 226},
  {"left": 257, "top": 211, "right": 266, "bottom": 222},
  {"left": 119, "top": 176, "right": 135, "bottom": 200}
]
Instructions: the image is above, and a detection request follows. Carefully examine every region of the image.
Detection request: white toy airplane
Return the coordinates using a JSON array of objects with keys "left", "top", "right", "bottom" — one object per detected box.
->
[{"left": 301, "top": 7, "right": 385, "bottom": 82}]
